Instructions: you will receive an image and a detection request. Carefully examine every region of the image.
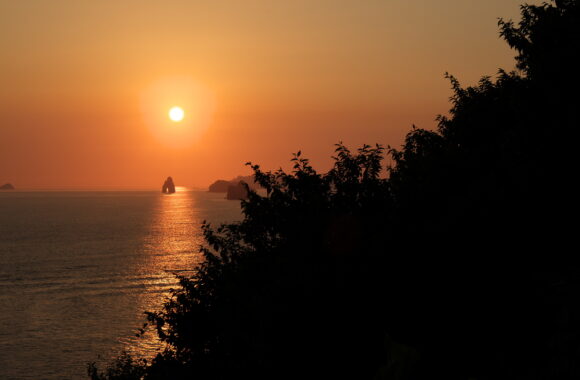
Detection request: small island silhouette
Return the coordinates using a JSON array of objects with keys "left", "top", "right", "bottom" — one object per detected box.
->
[
  {"left": 0, "top": 183, "right": 15, "bottom": 190},
  {"left": 161, "top": 177, "right": 175, "bottom": 194},
  {"left": 208, "top": 175, "right": 259, "bottom": 200},
  {"left": 226, "top": 181, "right": 249, "bottom": 200}
]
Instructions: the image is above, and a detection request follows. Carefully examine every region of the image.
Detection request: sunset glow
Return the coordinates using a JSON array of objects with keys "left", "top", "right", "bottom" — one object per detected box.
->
[
  {"left": 1, "top": 0, "right": 571, "bottom": 378},
  {"left": 169, "top": 107, "right": 184, "bottom": 122},
  {"left": 0, "top": 0, "right": 542, "bottom": 189},
  {"left": 140, "top": 77, "right": 215, "bottom": 149}
]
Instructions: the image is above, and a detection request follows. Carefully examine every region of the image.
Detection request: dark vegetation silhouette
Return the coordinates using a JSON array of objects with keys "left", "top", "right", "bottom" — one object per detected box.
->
[{"left": 89, "top": 1, "right": 580, "bottom": 378}]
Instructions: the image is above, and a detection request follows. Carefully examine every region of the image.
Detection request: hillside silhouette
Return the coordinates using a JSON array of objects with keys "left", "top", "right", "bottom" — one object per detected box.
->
[
  {"left": 90, "top": 1, "right": 580, "bottom": 379},
  {"left": 208, "top": 176, "right": 260, "bottom": 192}
]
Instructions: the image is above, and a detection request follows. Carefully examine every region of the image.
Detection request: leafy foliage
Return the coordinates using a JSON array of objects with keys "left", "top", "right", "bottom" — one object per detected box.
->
[
  {"left": 91, "top": 1, "right": 580, "bottom": 379},
  {"left": 88, "top": 353, "right": 147, "bottom": 380},
  {"left": 137, "top": 144, "right": 392, "bottom": 379}
]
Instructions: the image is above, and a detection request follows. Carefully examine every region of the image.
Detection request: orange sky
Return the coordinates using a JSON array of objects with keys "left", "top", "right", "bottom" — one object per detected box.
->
[{"left": 0, "top": 0, "right": 540, "bottom": 189}]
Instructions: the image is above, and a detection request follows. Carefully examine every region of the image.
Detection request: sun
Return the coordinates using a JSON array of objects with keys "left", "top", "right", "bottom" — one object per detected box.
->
[
  {"left": 168, "top": 106, "right": 184, "bottom": 122},
  {"left": 141, "top": 78, "right": 215, "bottom": 147}
]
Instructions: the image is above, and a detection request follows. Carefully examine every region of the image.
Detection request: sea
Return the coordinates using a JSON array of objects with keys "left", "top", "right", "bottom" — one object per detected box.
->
[{"left": 0, "top": 189, "right": 243, "bottom": 379}]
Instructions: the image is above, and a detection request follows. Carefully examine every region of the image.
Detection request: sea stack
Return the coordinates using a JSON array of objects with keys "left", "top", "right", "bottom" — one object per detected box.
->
[
  {"left": 162, "top": 177, "right": 176, "bottom": 194},
  {"left": 0, "top": 183, "right": 15, "bottom": 190}
]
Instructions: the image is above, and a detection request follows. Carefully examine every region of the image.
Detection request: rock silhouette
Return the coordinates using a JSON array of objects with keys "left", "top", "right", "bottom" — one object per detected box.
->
[
  {"left": 226, "top": 181, "right": 249, "bottom": 200},
  {"left": 209, "top": 176, "right": 259, "bottom": 193},
  {"left": 161, "top": 177, "right": 175, "bottom": 194},
  {"left": 208, "top": 180, "right": 231, "bottom": 193},
  {"left": 0, "top": 183, "right": 14, "bottom": 190}
]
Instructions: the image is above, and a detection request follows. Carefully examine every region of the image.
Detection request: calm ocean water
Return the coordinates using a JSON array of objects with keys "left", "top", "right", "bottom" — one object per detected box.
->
[{"left": 0, "top": 189, "right": 242, "bottom": 379}]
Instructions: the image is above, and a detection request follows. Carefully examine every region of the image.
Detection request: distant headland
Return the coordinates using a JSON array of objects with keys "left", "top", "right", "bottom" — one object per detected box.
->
[
  {"left": 208, "top": 176, "right": 259, "bottom": 200},
  {"left": 0, "top": 183, "right": 15, "bottom": 190}
]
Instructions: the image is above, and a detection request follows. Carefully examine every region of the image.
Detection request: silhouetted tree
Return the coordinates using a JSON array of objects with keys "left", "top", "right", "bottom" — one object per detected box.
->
[
  {"left": 136, "top": 144, "right": 391, "bottom": 380},
  {"left": 91, "top": 1, "right": 580, "bottom": 379},
  {"left": 382, "top": 1, "right": 580, "bottom": 377}
]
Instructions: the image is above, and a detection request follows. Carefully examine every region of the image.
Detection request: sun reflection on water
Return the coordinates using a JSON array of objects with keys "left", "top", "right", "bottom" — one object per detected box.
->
[{"left": 119, "top": 187, "right": 206, "bottom": 359}]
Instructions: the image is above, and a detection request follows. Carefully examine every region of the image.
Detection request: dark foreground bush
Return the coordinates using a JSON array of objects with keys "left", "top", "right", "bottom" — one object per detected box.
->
[{"left": 91, "top": 1, "right": 580, "bottom": 378}]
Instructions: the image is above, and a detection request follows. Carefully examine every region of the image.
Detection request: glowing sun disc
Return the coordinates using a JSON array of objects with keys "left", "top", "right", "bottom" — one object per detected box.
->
[{"left": 169, "top": 106, "right": 184, "bottom": 122}]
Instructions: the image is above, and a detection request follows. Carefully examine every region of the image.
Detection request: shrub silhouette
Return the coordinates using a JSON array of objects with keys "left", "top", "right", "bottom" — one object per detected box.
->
[
  {"left": 140, "top": 144, "right": 391, "bottom": 380},
  {"left": 91, "top": 1, "right": 580, "bottom": 379}
]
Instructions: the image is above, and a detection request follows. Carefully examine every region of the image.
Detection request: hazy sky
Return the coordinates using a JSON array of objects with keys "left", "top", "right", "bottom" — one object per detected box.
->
[{"left": 0, "top": 0, "right": 540, "bottom": 189}]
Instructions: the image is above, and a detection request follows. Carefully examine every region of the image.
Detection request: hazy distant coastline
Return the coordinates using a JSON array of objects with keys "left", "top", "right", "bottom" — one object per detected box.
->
[
  {"left": 208, "top": 175, "right": 262, "bottom": 200},
  {"left": 208, "top": 175, "right": 257, "bottom": 192}
]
